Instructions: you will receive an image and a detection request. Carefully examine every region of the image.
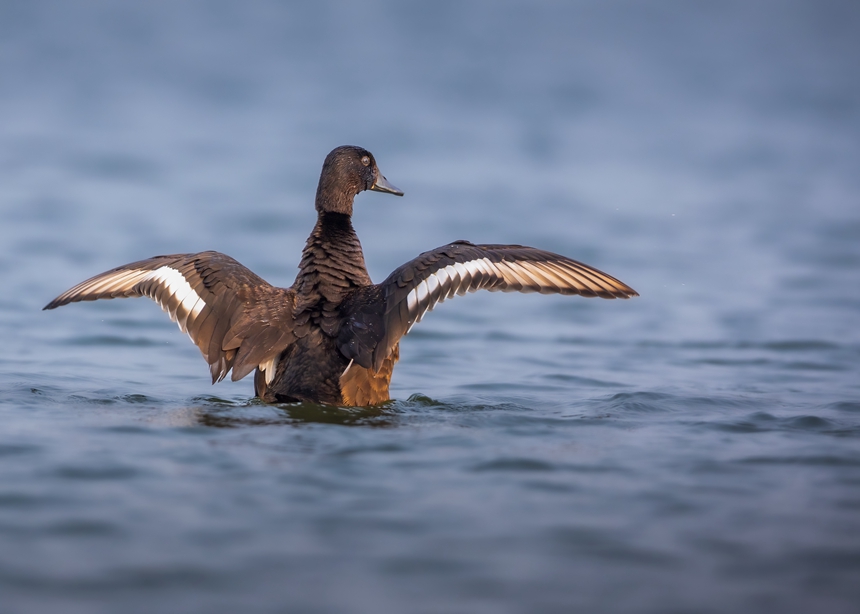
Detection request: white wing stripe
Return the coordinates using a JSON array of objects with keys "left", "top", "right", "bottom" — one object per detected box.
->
[
  {"left": 446, "top": 266, "right": 461, "bottom": 299},
  {"left": 413, "top": 280, "right": 431, "bottom": 323},
  {"left": 191, "top": 295, "right": 206, "bottom": 319},
  {"left": 402, "top": 257, "right": 509, "bottom": 323},
  {"left": 454, "top": 262, "right": 473, "bottom": 295},
  {"left": 434, "top": 266, "right": 450, "bottom": 290},
  {"left": 424, "top": 273, "right": 441, "bottom": 310},
  {"left": 144, "top": 266, "right": 207, "bottom": 326},
  {"left": 476, "top": 257, "right": 496, "bottom": 279},
  {"left": 177, "top": 295, "right": 205, "bottom": 333},
  {"left": 260, "top": 356, "right": 278, "bottom": 384},
  {"left": 180, "top": 286, "right": 201, "bottom": 312},
  {"left": 169, "top": 284, "right": 192, "bottom": 319},
  {"left": 432, "top": 268, "right": 451, "bottom": 304},
  {"left": 416, "top": 279, "right": 430, "bottom": 305},
  {"left": 400, "top": 252, "right": 627, "bottom": 336},
  {"left": 463, "top": 259, "right": 482, "bottom": 278}
]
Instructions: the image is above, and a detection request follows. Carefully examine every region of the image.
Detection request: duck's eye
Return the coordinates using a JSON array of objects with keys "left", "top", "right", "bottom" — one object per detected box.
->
[{"left": 360, "top": 156, "right": 371, "bottom": 167}]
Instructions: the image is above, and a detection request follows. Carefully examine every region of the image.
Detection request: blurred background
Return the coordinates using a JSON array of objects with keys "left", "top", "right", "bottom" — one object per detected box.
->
[
  {"left": 1, "top": 1, "right": 859, "bottom": 613},
  {"left": 4, "top": 0, "right": 856, "bottom": 324}
]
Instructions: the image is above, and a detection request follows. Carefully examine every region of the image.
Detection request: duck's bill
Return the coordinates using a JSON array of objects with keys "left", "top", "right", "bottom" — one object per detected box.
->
[{"left": 370, "top": 174, "right": 404, "bottom": 196}]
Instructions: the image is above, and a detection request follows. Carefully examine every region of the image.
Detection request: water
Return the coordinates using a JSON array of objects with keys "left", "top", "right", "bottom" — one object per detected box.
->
[{"left": 2, "top": 1, "right": 860, "bottom": 612}]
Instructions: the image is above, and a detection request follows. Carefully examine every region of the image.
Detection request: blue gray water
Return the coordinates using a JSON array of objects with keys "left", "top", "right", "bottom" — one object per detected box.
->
[{"left": 2, "top": 1, "right": 859, "bottom": 613}]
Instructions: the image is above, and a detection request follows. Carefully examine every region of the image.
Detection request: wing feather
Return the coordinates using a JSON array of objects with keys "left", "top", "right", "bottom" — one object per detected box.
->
[
  {"left": 336, "top": 240, "right": 638, "bottom": 372},
  {"left": 44, "top": 251, "right": 296, "bottom": 384}
]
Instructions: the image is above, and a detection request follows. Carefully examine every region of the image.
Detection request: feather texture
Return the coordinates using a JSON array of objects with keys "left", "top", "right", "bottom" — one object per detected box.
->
[
  {"left": 44, "top": 251, "right": 296, "bottom": 383},
  {"left": 337, "top": 241, "right": 638, "bottom": 372}
]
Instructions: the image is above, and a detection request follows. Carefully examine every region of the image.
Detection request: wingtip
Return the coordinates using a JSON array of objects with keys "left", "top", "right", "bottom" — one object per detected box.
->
[{"left": 609, "top": 282, "right": 638, "bottom": 299}]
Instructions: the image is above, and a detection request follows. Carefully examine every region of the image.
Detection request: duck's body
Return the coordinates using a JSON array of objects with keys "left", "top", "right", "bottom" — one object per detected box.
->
[
  {"left": 256, "top": 208, "right": 399, "bottom": 405},
  {"left": 45, "top": 146, "right": 638, "bottom": 406}
]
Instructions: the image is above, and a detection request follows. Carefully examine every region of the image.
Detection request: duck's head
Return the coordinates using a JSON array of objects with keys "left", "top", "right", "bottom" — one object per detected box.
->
[{"left": 315, "top": 145, "right": 403, "bottom": 215}]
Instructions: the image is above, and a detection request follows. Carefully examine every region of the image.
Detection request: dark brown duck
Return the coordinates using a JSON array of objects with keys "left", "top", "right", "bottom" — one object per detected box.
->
[{"left": 45, "top": 145, "right": 638, "bottom": 406}]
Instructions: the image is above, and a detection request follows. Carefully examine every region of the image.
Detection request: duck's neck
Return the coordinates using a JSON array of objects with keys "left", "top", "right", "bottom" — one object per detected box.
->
[{"left": 293, "top": 212, "right": 372, "bottom": 303}]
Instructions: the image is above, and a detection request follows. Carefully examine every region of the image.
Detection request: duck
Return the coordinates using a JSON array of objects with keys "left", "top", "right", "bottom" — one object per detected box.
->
[{"left": 44, "top": 145, "right": 638, "bottom": 405}]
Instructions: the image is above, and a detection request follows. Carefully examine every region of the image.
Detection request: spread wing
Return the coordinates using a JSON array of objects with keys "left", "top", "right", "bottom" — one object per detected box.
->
[
  {"left": 44, "top": 251, "right": 296, "bottom": 384},
  {"left": 337, "top": 240, "right": 638, "bottom": 372}
]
